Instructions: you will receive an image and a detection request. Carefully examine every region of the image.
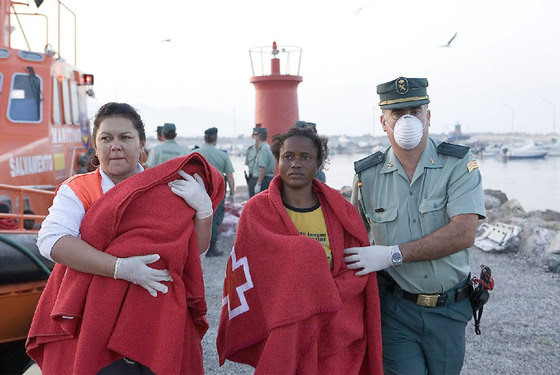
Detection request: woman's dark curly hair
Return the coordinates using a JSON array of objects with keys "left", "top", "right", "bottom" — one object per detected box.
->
[
  {"left": 92, "top": 102, "right": 146, "bottom": 146},
  {"left": 270, "top": 127, "right": 329, "bottom": 170}
]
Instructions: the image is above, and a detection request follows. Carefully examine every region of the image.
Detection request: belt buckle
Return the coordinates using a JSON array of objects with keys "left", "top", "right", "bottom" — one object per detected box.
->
[{"left": 416, "top": 294, "right": 438, "bottom": 307}]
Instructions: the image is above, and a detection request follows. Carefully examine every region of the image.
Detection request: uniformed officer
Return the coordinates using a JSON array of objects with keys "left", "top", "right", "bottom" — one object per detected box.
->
[
  {"left": 197, "top": 127, "right": 235, "bottom": 256},
  {"left": 343, "top": 77, "right": 486, "bottom": 375},
  {"left": 245, "top": 126, "right": 260, "bottom": 197},
  {"left": 145, "top": 123, "right": 189, "bottom": 168},
  {"left": 294, "top": 121, "right": 326, "bottom": 183},
  {"left": 251, "top": 127, "right": 275, "bottom": 194},
  {"left": 156, "top": 125, "right": 165, "bottom": 143}
]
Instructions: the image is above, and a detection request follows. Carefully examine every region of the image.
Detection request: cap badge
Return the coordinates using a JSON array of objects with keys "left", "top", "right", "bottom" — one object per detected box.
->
[{"left": 396, "top": 77, "right": 409, "bottom": 95}]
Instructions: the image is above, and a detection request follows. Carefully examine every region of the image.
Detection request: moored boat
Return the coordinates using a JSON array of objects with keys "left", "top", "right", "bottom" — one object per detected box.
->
[{"left": 501, "top": 140, "right": 547, "bottom": 160}]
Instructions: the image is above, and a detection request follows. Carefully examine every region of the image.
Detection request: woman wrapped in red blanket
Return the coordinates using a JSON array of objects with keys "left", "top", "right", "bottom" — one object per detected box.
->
[
  {"left": 26, "top": 103, "right": 224, "bottom": 375},
  {"left": 217, "top": 127, "right": 383, "bottom": 374}
]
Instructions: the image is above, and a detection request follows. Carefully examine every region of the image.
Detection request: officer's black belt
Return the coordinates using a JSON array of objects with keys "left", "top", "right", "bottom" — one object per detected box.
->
[{"left": 401, "top": 284, "right": 473, "bottom": 308}]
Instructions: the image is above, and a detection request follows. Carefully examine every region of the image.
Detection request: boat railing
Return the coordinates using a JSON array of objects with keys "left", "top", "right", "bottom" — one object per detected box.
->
[
  {"left": 9, "top": 0, "right": 78, "bottom": 65},
  {"left": 0, "top": 184, "right": 54, "bottom": 232}
]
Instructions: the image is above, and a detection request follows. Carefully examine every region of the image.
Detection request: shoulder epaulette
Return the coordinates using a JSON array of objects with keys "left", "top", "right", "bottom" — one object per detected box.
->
[
  {"left": 436, "top": 142, "right": 470, "bottom": 158},
  {"left": 354, "top": 151, "right": 384, "bottom": 173}
]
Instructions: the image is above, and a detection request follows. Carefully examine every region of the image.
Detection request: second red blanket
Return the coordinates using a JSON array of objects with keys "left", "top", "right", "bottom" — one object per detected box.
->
[{"left": 217, "top": 176, "right": 383, "bottom": 374}]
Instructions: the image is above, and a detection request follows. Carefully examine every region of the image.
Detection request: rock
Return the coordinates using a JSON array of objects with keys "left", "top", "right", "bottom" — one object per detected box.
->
[
  {"left": 518, "top": 221, "right": 558, "bottom": 267},
  {"left": 485, "top": 195, "right": 502, "bottom": 210},
  {"left": 529, "top": 209, "right": 560, "bottom": 222},
  {"left": 546, "top": 233, "right": 560, "bottom": 255},
  {"left": 484, "top": 189, "right": 508, "bottom": 205},
  {"left": 485, "top": 199, "right": 528, "bottom": 224},
  {"left": 549, "top": 254, "right": 560, "bottom": 273}
]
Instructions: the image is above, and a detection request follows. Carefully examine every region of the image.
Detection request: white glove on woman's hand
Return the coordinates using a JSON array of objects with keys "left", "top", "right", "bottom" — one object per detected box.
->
[
  {"left": 343, "top": 245, "right": 393, "bottom": 276},
  {"left": 168, "top": 170, "right": 212, "bottom": 219},
  {"left": 114, "top": 254, "right": 173, "bottom": 297}
]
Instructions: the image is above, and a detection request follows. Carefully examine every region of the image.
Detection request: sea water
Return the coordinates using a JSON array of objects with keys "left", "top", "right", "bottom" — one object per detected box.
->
[{"left": 230, "top": 154, "right": 560, "bottom": 212}]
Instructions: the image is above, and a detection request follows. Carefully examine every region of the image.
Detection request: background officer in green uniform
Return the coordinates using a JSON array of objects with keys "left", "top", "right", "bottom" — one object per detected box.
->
[
  {"left": 145, "top": 123, "right": 189, "bottom": 168},
  {"left": 294, "top": 121, "right": 326, "bottom": 183},
  {"left": 245, "top": 126, "right": 260, "bottom": 197},
  {"left": 252, "top": 127, "right": 275, "bottom": 194},
  {"left": 198, "top": 127, "right": 235, "bottom": 256},
  {"left": 343, "top": 77, "right": 486, "bottom": 375}
]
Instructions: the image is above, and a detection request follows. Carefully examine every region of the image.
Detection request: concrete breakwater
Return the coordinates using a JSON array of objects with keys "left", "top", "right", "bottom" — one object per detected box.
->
[{"left": 483, "top": 189, "right": 560, "bottom": 273}]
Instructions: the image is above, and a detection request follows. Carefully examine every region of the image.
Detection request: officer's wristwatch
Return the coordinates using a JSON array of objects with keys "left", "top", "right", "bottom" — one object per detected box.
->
[{"left": 390, "top": 245, "right": 403, "bottom": 267}]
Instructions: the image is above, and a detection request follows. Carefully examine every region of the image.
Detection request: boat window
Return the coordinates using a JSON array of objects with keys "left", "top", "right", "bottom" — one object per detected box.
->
[
  {"left": 8, "top": 73, "right": 43, "bottom": 123},
  {"left": 61, "top": 78, "right": 72, "bottom": 125},
  {"left": 52, "top": 77, "right": 61, "bottom": 124},
  {"left": 70, "top": 81, "right": 80, "bottom": 124}
]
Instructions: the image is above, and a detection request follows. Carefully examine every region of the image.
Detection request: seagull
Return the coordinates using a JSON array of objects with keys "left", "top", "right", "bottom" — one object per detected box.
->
[
  {"left": 440, "top": 32, "right": 457, "bottom": 47},
  {"left": 356, "top": 1, "right": 372, "bottom": 15}
]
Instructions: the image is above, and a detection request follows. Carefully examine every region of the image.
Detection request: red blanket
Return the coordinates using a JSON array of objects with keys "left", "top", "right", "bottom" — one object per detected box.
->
[
  {"left": 0, "top": 218, "right": 18, "bottom": 230},
  {"left": 217, "top": 176, "right": 383, "bottom": 374},
  {"left": 26, "top": 153, "right": 225, "bottom": 375}
]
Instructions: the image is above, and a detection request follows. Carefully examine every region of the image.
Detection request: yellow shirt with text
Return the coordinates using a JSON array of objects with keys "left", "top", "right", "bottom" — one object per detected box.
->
[{"left": 285, "top": 203, "right": 332, "bottom": 267}]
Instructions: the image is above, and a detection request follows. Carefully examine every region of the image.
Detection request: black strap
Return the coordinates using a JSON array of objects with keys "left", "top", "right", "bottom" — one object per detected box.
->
[{"left": 473, "top": 305, "right": 484, "bottom": 335}]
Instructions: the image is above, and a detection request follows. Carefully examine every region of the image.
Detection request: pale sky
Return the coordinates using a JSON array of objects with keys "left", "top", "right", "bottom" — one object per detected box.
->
[{"left": 12, "top": 0, "right": 560, "bottom": 137}]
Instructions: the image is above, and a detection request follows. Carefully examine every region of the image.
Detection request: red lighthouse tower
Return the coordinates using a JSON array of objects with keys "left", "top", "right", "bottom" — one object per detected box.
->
[{"left": 249, "top": 42, "right": 303, "bottom": 137}]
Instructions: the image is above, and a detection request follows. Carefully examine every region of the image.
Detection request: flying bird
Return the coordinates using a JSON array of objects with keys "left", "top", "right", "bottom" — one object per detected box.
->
[
  {"left": 356, "top": 1, "right": 372, "bottom": 15},
  {"left": 440, "top": 32, "right": 457, "bottom": 47},
  {"left": 161, "top": 38, "right": 172, "bottom": 43}
]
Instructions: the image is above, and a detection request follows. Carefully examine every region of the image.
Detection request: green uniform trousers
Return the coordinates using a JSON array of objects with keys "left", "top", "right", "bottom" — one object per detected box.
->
[
  {"left": 381, "top": 283, "right": 473, "bottom": 375},
  {"left": 211, "top": 198, "right": 225, "bottom": 243}
]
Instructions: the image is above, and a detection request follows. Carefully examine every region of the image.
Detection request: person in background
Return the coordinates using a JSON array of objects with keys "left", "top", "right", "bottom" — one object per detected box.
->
[
  {"left": 23, "top": 209, "right": 36, "bottom": 230},
  {"left": 344, "top": 76, "right": 485, "bottom": 375},
  {"left": 145, "top": 123, "right": 189, "bottom": 168},
  {"left": 156, "top": 125, "right": 165, "bottom": 143},
  {"left": 252, "top": 127, "right": 275, "bottom": 194},
  {"left": 76, "top": 147, "right": 96, "bottom": 174},
  {"left": 197, "top": 127, "right": 235, "bottom": 257},
  {"left": 244, "top": 126, "right": 260, "bottom": 198},
  {"left": 294, "top": 120, "right": 326, "bottom": 183},
  {"left": 27, "top": 102, "right": 221, "bottom": 374},
  {"left": 217, "top": 127, "right": 383, "bottom": 373}
]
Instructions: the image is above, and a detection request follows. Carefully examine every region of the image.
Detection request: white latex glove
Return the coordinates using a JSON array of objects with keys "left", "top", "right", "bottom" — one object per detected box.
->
[
  {"left": 113, "top": 254, "right": 173, "bottom": 297},
  {"left": 254, "top": 183, "right": 261, "bottom": 194},
  {"left": 168, "top": 170, "right": 212, "bottom": 219},
  {"left": 343, "top": 245, "right": 393, "bottom": 276}
]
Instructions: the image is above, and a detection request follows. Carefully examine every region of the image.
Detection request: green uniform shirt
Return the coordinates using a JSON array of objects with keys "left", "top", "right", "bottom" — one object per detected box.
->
[
  {"left": 245, "top": 145, "right": 257, "bottom": 177},
  {"left": 351, "top": 138, "right": 485, "bottom": 294},
  {"left": 145, "top": 140, "right": 189, "bottom": 168},
  {"left": 251, "top": 142, "right": 275, "bottom": 177},
  {"left": 197, "top": 144, "right": 234, "bottom": 175}
]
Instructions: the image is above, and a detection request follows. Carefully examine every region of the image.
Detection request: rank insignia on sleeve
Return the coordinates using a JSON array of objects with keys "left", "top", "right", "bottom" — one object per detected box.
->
[{"left": 467, "top": 160, "right": 479, "bottom": 173}]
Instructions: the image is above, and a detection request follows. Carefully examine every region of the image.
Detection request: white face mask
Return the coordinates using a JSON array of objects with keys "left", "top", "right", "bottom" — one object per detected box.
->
[{"left": 390, "top": 114, "right": 425, "bottom": 149}]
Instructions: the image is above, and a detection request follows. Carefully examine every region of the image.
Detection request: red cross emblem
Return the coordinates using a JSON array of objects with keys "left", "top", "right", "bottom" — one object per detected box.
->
[{"left": 222, "top": 247, "right": 254, "bottom": 319}]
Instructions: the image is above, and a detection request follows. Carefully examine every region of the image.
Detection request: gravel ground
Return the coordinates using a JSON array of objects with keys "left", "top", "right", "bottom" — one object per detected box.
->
[{"left": 201, "top": 234, "right": 560, "bottom": 374}]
